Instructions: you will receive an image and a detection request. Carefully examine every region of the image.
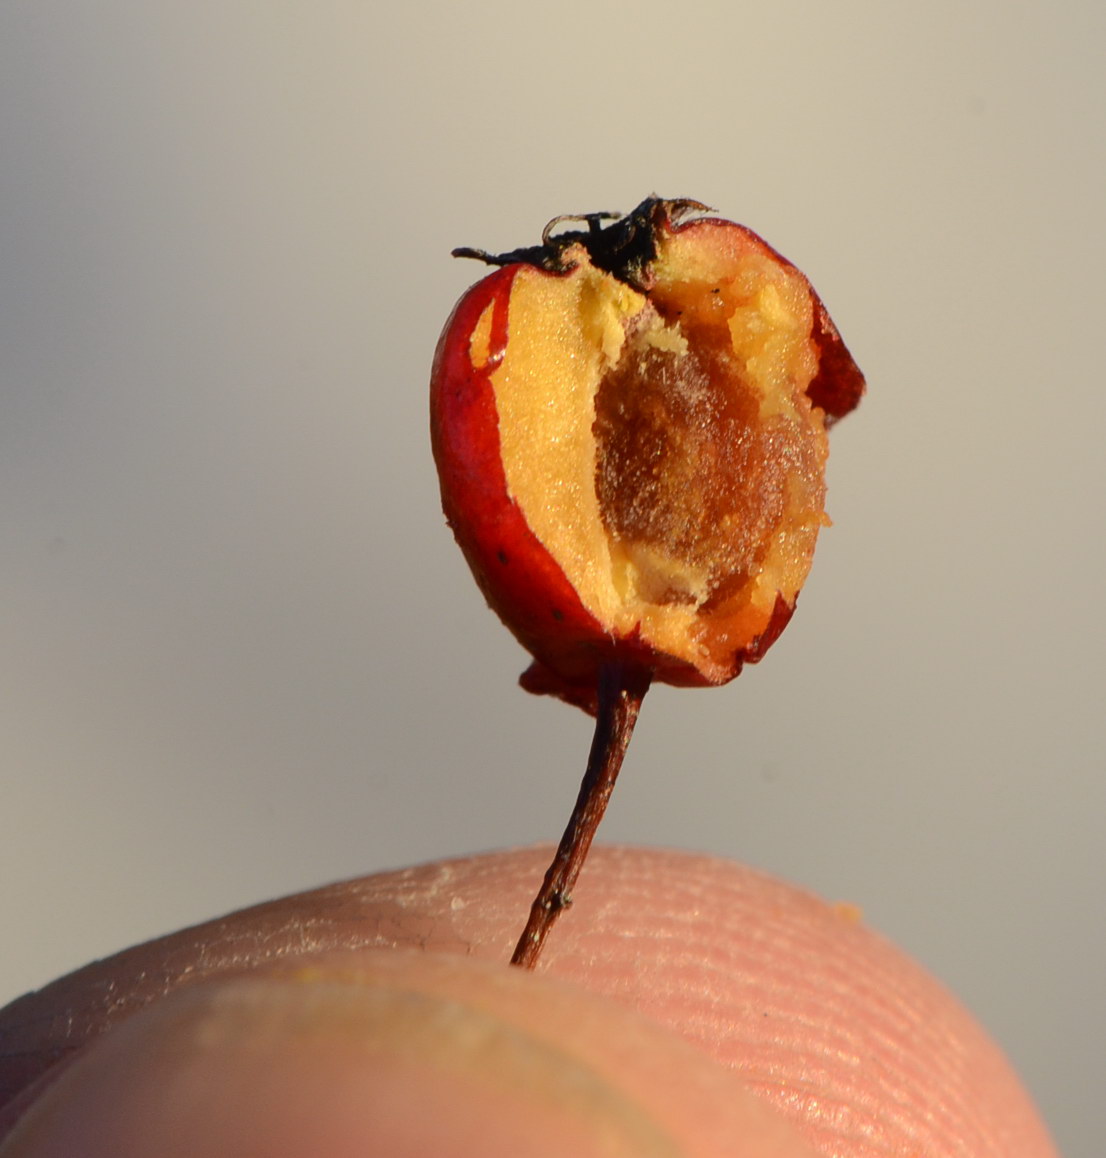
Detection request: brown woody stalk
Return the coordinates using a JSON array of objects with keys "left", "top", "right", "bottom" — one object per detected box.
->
[{"left": 511, "top": 661, "right": 652, "bottom": 968}]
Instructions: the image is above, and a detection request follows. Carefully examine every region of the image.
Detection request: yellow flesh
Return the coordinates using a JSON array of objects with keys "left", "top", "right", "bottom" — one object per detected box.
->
[{"left": 473, "top": 234, "right": 829, "bottom": 679}]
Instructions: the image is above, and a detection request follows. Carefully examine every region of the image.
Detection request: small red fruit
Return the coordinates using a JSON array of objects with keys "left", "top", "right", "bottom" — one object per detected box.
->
[
  {"left": 430, "top": 198, "right": 864, "bottom": 966},
  {"left": 431, "top": 198, "right": 863, "bottom": 714}
]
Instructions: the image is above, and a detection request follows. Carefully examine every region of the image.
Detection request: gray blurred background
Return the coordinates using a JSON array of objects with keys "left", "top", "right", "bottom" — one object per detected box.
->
[{"left": 1, "top": 2, "right": 1101, "bottom": 1153}]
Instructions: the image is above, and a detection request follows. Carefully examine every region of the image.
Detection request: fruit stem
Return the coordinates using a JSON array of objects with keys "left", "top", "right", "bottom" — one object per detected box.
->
[{"left": 510, "top": 661, "right": 652, "bottom": 969}]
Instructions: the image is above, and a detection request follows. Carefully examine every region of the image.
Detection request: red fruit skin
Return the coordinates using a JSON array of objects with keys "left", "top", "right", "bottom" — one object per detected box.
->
[
  {"left": 430, "top": 217, "right": 863, "bottom": 714},
  {"left": 668, "top": 218, "right": 865, "bottom": 425},
  {"left": 430, "top": 266, "right": 620, "bottom": 713}
]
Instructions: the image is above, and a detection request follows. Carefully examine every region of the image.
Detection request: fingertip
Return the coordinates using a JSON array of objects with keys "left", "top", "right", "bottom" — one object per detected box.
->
[
  {"left": 1, "top": 952, "right": 817, "bottom": 1158},
  {"left": 0, "top": 847, "right": 1059, "bottom": 1158}
]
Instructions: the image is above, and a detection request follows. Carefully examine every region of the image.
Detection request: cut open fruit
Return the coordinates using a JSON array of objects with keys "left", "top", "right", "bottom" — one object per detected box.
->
[
  {"left": 431, "top": 198, "right": 864, "bottom": 713},
  {"left": 431, "top": 198, "right": 865, "bottom": 966}
]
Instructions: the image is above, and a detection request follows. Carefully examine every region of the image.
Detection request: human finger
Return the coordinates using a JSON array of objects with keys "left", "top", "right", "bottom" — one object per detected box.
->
[{"left": 0, "top": 846, "right": 1058, "bottom": 1157}]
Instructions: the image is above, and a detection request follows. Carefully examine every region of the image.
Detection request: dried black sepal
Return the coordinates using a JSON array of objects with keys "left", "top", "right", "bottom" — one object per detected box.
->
[{"left": 452, "top": 196, "right": 711, "bottom": 293}]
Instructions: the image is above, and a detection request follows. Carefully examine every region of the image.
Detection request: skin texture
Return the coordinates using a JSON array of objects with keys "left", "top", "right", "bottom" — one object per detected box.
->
[{"left": 0, "top": 847, "right": 1058, "bottom": 1157}]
